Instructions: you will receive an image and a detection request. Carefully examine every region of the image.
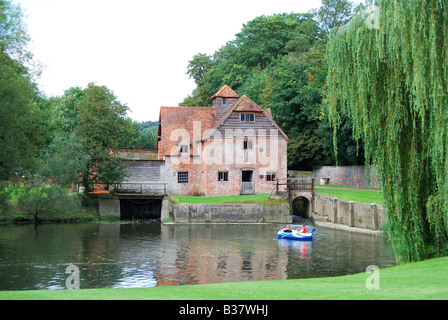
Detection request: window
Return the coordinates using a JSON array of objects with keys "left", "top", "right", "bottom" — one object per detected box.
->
[
  {"left": 243, "top": 139, "right": 253, "bottom": 150},
  {"left": 177, "top": 171, "right": 189, "bottom": 183},
  {"left": 266, "top": 172, "right": 276, "bottom": 182},
  {"left": 218, "top": 171, "right": 228, "bottom": 182},
  {"left": 240, "top": 113, "right": 254, "bottom": 122},
  {"left": 179, "top": 144, "right": 189, "bottom": 154},
  {"left": 222, "top": 98, "right": 227, "bottom": 105}
]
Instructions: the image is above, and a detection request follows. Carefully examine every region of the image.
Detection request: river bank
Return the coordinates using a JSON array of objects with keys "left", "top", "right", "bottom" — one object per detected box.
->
[{"left": 1, "top": 256, "right": 446, "bottom": 300}]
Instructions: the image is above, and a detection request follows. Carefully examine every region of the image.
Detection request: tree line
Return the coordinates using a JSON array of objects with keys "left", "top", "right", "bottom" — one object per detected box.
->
[{"left": 0, "top": 0, "right": 156, "bottom": 219}]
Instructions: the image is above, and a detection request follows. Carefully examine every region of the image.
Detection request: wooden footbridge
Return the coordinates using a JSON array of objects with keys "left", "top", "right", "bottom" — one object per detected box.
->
[{"left": 269, "top": 178, "right": 314, "bottom": 205}]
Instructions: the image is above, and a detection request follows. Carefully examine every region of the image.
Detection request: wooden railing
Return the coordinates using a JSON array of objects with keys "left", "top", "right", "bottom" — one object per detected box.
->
[
  {"left": 112, "top": 183, "right": 167, "bottom": 195},
  {"left": 269, "top": 178, "right": 314, "bottom": 199},
  {"left": 289, "top": 178, "right": 314, "bottom": 192}
]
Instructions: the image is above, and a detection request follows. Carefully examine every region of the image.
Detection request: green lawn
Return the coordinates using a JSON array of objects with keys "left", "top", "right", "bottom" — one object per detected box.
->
[
  {"left": 169, "top": 194, "right": 288, "bottom": 205},
  {"left": 170, "top": 188, "right": 383, "bottom": 206},
  {"left": 1, "top": 257, "right": 446, "bottom": 300},
  {"left": 315, "top": 187, "right": 384, "bottom": 205}
]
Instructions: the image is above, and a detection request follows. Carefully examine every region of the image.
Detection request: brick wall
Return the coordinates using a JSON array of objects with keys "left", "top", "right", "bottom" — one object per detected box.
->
[{"left": 164, "top": 138, "right": 287, "bottom": 196}]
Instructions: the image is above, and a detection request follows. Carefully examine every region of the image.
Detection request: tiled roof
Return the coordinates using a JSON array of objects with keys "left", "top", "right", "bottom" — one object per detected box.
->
[
  {"left": 205, "top": 95, "right": 289, "bottom": 141},
  {"left": 211, "top": 85, "right": 240, "bottom": 99},
  {"left": 158, "top": 86, "right": 288, "bottom": 157},
  {"left": 232, "top": 95, "right": 264, "bottom": 112},
  {"left": 159, "top": 106, "right": 216, "bottom": 156}
]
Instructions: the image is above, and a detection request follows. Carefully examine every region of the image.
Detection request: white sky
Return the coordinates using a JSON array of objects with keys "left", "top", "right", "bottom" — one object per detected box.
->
[{"left": 15, "top": 0, "right": 328, "bottom": 121}]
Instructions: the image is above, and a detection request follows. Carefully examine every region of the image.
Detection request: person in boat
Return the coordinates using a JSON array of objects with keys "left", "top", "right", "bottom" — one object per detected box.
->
[
  {"left": 299, "top": 225, "right": 307, "bottom": 234},
  {"left": 283, "top": 225, "right": 292, "bottom": 233}
]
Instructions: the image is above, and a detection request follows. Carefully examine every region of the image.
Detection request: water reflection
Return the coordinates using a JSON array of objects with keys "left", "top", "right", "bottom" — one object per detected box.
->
[{"left": 0, "top": 221, "right": 396, "bottom": 291}]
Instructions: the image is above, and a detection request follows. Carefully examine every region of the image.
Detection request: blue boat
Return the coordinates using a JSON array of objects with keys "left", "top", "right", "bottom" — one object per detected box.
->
[{"left": 277, "top": 228, "right": 314, "bottom": 240}]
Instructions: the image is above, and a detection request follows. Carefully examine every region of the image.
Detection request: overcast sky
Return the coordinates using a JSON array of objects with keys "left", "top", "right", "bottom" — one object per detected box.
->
[{"left": 15, "top": 0, "right": 329, "bottom": 121}]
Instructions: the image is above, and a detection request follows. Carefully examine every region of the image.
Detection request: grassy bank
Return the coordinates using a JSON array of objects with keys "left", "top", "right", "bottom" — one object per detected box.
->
[
  {"left": 1, "top": 257, "right": 446, "bottom": 300},
  {"left": 169, "top": 194, "right": 288, "bottom": 205},
  {"left": 170, "top": 188, "right": 383, "bottom": 206},
  {"left": 315, "top": 187, "right": 384, "bottom": 205}
]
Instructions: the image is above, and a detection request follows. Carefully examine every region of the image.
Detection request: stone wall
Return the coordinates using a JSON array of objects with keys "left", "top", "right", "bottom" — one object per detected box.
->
[
  {"left": 312, "top": 193, "right": 387, "bottom": 230},
  {"left": 168, "top": 201, "right": 292, "bottom": 224},
  {"left": 313, "top": 165, "right": 380, "bottom": 188},
  {"left": 99, "top": 199, "right": 121, "bottom": 217}
]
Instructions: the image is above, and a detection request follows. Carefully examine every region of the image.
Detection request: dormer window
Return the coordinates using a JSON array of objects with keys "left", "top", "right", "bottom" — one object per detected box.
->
[{"left": 240, "top": 113, "right": 255, "bottom": 122}]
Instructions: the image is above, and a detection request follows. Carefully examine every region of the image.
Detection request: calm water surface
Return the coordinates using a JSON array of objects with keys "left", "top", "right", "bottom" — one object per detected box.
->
[{"left": 0, "top": 220, "right": 396, "bottom": 291}]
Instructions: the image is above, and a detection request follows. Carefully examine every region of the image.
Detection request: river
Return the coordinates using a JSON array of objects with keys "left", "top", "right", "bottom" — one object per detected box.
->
[{"left": 0, "top": 219, "right": 396, "bottom": 291}]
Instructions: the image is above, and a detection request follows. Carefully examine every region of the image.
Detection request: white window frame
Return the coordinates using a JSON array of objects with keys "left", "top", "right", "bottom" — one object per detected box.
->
[{"left": 240, "top": 113, "right": 255, "bottom": 122}]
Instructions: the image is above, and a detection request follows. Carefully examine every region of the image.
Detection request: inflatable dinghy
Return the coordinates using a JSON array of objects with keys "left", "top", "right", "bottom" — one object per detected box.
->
[{"left": 277, "top": 228, "right": 315, "bottom": 240}]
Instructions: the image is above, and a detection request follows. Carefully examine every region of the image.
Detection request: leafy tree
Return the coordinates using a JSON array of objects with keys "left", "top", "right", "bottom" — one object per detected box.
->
[
  {"left": 17, "top": 182, "right": 80, "bottom": 225},
  {"left": 326, "top": 0, "right": 448, "bottom": 262},
  {"left": 187, "top": 53, "right": 215, "bottom": 84},
  {"left": 47, "top": 87, "right": 85, "bottom": 138},
  {"left": 0, "top": 0, "right": 32, "bottom": 63},
  {"left": 74, "top": 83, "right": 129, "bottom": 204},
  {"left": 0, "top": 1, "right": 44, "bottom": 181},
  {"left": 234, "top": 13, "right": 313, "bottom": 69},
  {"left": 312, "top": 0, "right": 356, "bottom": 34},
  {"left": 38, "top": 132, "right": 90, "bottom": 188}
]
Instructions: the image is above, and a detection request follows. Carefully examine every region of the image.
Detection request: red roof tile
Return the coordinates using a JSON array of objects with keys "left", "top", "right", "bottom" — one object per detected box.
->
[
  {"left": 211, "top": 85, "right": 240, "bottom": 99},
  {"left": 159, "top": 106, "right": 217, "bottom": 156},
  {"left": 232, "top": 95, "right": 264, "bottom": 112}
]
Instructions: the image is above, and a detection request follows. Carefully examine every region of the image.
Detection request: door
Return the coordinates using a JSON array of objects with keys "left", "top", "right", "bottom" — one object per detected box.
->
[{"left": 241, "top": 170, "right": 254, "bottom": 194}]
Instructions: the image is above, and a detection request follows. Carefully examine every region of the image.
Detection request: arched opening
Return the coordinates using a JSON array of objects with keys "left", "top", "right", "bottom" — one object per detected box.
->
[{"left": 292, "top": 196, "right": 311, "bottom": 218}]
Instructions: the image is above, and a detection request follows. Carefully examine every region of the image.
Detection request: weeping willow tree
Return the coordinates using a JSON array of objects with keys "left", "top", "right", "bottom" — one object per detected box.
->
[{"left": 326, "top": 0, "right": 448, "bottom": 263}]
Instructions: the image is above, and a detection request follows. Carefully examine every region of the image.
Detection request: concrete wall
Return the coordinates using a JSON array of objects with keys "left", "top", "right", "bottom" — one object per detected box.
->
[
  {"left": 168, "top": 202, "right": 292, "bottom": 224},
  {"left": 99, "top": 199, "right": 121, "bottom": 217},
  {"left": 312, "top": 194, "right": 387, "bottom": 230},
  {"left": 313, "top": 165, "right": 380, "bottom": 188}
]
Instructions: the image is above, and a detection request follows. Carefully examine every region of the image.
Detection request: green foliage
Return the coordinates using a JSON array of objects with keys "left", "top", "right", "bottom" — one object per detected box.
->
[
  {"left": 326, "top": 0, "right": 448, "bottom": 262},
  {"left": 426, "top": 194, "right": 448, "bottom": 255},
  {"left": 74, "top": 83, "right": 129, "bottom": 201},
  {"left": 117, "top": 120, "right": 158, "bottom": 148},
  {"left": 0, "top": 182, "right": 10, "bottom": 214},
  {"left": 16, "top": 182, "right": 80, "bottom": 225},
  {"left": 233, "top": 14, "right": 312, "bottom": 69},
  {"left": 0, "top": 1, "right": 45, "bottom": 181},
  {"left": 0, "top": 0, "right": 32, "bottom": 63},
  {"left": 0, "top": 2, "right": 156, "bottom": 216},
  {"left": 313, "top": 0, "right": 357, "bottom": 34},
  {"left": 169, "top": 194, "right": 288, "bottom": 205},
  {"left": 187, "top": 53, "right": 215, "bottom": 84},
  {"left": 38, "top": 133, "right": 90, "bottom": 187},
  {"left": 182, "top": 6, "right": 362, "bottom": 170}
]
